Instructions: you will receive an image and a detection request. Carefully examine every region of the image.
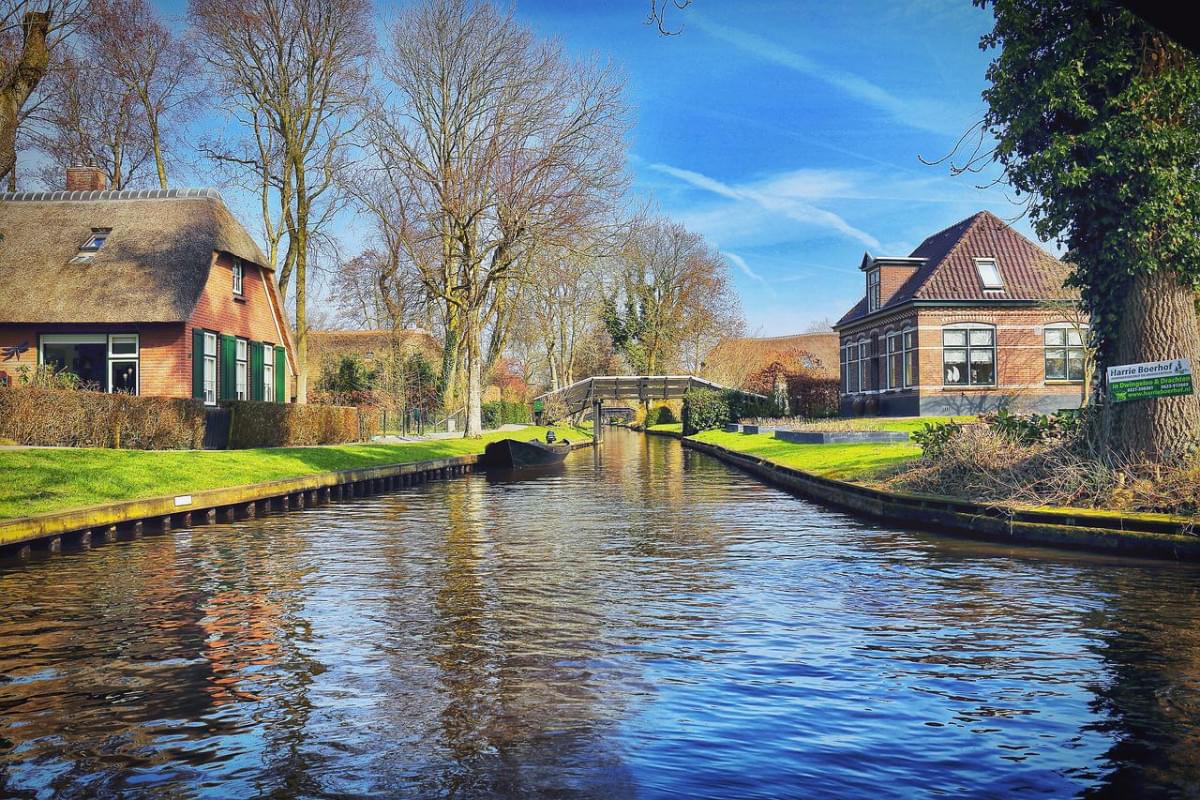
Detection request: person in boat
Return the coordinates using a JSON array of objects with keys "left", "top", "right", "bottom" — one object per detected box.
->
[{"left": 546, "top": 430, "right": 556, "bottom": 443}]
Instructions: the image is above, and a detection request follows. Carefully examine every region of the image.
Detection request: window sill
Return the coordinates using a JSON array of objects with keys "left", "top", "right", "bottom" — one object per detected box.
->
[
  {"left": 1045, "top": 380, "right": 1084, "bottom": 386},
  {"left": 940, "top": 386, "right": 998, "bottom": 392},
  {"left": 233, "top": 294, "right": 247, "bottom": 303}
]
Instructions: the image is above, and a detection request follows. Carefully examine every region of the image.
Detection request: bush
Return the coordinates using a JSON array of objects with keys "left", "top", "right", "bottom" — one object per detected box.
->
[
  {"left": 226, "top": 400, "right": 374, "bottom": 448},
  {"left": 481, "top": 400, "right": 530, "bottom": 429},
  {"left": 785, "top": 374, "right": 839, "bottom": 418},
  {"left": 0, "top": 386, "right": 206, "bottom": 449},
  {"left": 682, "top": 389, "right": 731, "bottom": 435},
  {"left": 646, "top": 403, "right": 678, "bottom": 426},
  {"left": 912, "top": 419, "right": 965, "bottom": 457},
  {"left": 982, "top": 408, "right": 1090, "bottom": 445}
]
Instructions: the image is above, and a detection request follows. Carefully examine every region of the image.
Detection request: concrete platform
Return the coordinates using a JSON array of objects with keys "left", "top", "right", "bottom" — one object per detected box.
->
[{"left": 774, "top": 430, "right": 910, "bottom": 444}]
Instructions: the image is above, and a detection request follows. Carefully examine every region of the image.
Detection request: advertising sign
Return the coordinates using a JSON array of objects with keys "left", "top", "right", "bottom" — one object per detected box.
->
[{"left": 1107, "top": 359, "right": 1193, "bottom": 403}]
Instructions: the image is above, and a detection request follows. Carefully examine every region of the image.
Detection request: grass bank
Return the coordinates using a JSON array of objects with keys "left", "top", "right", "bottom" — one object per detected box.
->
[{"left": 0, "top": 426, "right": 584, "bottom": 521}]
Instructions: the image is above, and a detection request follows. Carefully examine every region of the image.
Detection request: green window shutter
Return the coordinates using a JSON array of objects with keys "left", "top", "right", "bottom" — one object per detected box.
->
[
  {"left": 250, "top": 341, "right": 264, "bottom": 401},
  {"left": 192, "top": 328, "right": 205, "bottom": 400},
  {"left": 220, "top": 334, "right": 236, "bottom": 401},
  {"left": 274, "top": 346, "right": 286, "bottom": 403}
]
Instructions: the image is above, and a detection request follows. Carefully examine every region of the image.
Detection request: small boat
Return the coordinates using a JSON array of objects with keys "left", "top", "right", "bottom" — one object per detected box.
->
[{"left": 481, "top": 437, "right": 571, "bottom": 469}]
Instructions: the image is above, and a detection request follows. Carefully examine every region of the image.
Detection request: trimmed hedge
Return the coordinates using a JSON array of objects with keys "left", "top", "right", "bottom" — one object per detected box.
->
[
  {"left": 226, "top": 400, "right": 376, "bottom": 448},
  {"left": 481, "top": 400, "right": 530, "bottom": 429},
  {"left": 0, "top": 386, "right": 206, "bottom": 449},
  {"left": 683, "top": 389, "right": 781, "bottom": 435}
]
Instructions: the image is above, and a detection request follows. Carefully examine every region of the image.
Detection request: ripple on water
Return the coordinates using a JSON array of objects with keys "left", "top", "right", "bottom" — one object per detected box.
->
[{"left": 2, "top": 428, "right": 1200, "bottom": 799}]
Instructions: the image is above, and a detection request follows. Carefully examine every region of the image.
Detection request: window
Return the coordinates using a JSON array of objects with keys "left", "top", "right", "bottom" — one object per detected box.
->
[
  {"left": 867, "top": 269, "right": 881, "bottom": 312},
  {"left": 69, "top": 228, "right": 111, "bottom": 263},
  {"left": 886, "top": 328, "right": 917, "bottom": 390},
  {"left": 232, "top": 258, "right": 244, "bottom": 295},
  {"left": 236, "top": 338, "right": 248, "bottom": 399},
  {"left": 1045, "top": 324, "right": 1086, "bottom": 382},
  {"left": 203, "top": 332, "right": 217, "bottom": 404},
  {"left": 846, "top": 342, "right": 860, "bottom": 393},
  {"left": 840, "top": 343, "right": 850, "bottom": 393},
  {"left": 902, "top": 328, "right": 917, "bottom": 388},
  {"left": 40, "top": 333, "right": 139, "bottom": 394},
  {"left": 943, "top": 326, "right": 995, "bottom": 386},
  {"left": 857, "top": 340, "right": 870, "bottom": 391},
  {"left": 974, "top": 258, "right": 1004, "bottom": 289},
  {"left": 263, "top": 344, "right": 275, "bottom": 402}
]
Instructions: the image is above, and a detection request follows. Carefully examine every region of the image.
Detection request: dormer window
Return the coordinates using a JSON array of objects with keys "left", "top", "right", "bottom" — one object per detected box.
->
[
  {"left": 232, "top": 258, "right": 244, "bottom": 295},
  {"left": 69, "top": 228, "right": 111, "bottom": 263},
  {"left": 866, "top": 268, "right": 881, "bottom": 311},
  {"left": 974, "top": 257, "right": 1004, "bottom": 289}
]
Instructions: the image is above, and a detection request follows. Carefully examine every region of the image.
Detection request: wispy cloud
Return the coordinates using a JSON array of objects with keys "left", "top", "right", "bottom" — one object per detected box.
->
[
  {"left": 651, "top": 162, "right": 881, "bottom": 249},
  {"left": 723, "top": 251, "right": 768, "bottom": 287},
  {"left": 689, "top": 15, "right": 968, "bottom": 136}
]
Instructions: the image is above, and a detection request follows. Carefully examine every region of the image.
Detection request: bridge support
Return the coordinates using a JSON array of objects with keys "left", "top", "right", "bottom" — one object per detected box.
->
[{"left": 592, "top": 400, "right": 603, "bottom": 444}]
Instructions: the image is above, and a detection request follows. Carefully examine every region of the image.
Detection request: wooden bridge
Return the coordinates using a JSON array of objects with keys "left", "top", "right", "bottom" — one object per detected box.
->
[{"left": 532, "top": 375, "right": 754, "bottom": 441}]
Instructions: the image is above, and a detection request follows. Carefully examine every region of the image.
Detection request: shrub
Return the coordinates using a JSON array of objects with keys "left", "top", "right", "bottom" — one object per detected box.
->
[
  {"left": 682, "top": 389, "right": 731, "bottom": 435},
  {"left": 912, "top": 419, "right": 965, "bottom": 457},
  {"left": 982, "top": 408, "right": 1092, "bottom": 445},
  {"left": 226, "top": 401, "right": 371, "bottom": 448},
  {"left": 785, "top": 374, "right": 840, "bottom": 418},
  {"left": 481, "top": 400, "right": 530, "bottom": 429},
  {"left": 0, "top": 386, "right": 206, "bottom": 449},
  {"left": 646, "top": 403, "right": 678, "bottom": 426}
]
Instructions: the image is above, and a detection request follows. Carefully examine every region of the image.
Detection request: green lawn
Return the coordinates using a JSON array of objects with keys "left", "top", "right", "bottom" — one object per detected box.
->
[
  {"left": 647, "top": 423, "right": 683, "bottom": 434},
  {"left": 688, "top": 429, "right": 923, "bottom": 481},
  {"left": 0, "top": 426, "right": 585, "bottom": 521}
]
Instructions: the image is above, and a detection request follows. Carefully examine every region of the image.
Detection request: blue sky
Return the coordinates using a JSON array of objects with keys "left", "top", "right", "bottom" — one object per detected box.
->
[
  {"left": 147, "top": 0, "right": 1029, "bottom": 335},
  {"left": 509, "top": 0, "right": 1032, "bottom": 335}
]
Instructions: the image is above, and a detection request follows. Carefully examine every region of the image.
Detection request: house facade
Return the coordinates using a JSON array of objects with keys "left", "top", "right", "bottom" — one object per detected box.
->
[
  {"left": 833, "top": 211, "right": 1087, "bottom": 417},
  {"left": 0, "top": 169, "right": 296, "bottom": 404}
]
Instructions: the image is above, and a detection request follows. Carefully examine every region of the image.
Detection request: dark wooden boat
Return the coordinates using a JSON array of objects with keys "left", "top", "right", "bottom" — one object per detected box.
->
[{"left": 481, "top": 437, "right": 571, "bottom": 469}]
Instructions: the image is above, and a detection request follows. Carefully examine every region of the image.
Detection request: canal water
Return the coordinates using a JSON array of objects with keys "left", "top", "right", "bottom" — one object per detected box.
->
[{"left": 2, "top": 429, "right": 1200, "bottom": 798}]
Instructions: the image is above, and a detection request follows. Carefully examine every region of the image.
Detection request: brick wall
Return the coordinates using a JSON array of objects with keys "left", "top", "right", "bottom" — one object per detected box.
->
[
  {"left": 838, "top": 304, "right": 1090, "bottom": 416},
  {"left": 877, "top": 265, "right": 918, "bottom": 307},
  {"left": 188, "top": 253, "right": 292, "bottom": 401}
]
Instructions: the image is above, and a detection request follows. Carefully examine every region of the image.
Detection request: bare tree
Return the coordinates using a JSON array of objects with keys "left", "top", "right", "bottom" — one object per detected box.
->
[
  {"left": 0, "top": 0, "right": 86, "bottom": 186},
  {"left": 190, "top": 0, "right": 373, "bottom": 403},
  {"left": 372, "top": 0, "right": 628, "bottom": 436},
  {"left": 83, "top": 0, "right": 198, "bottom": 188}
]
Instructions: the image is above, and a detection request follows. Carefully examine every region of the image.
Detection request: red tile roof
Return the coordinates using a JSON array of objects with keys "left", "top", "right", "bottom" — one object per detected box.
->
[{"left": 836, "top": 211, "right": 1075, "bottom": 327}]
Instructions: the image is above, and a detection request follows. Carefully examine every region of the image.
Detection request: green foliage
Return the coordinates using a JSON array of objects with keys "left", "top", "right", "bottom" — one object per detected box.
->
[
  {"left": 979, "top": 0, "right": 1200, "bottom": 366},
  {"left": 481, "top": 400, "right": 530, "bottom": 429},
  {"left": 912, "top": 420, "right": 965, "bottom": 458},
  {"left": 682, "top": 389, "right": 731, "bottom": 435},
  {"left": 318, "top": 355, "right": 376, "bottom": 394},
  {"left": 646, "top": 404, "right": 678, "bottom": 426},
  {"left": 982, "top": 407, "right": 1090, "bottom": 445}
]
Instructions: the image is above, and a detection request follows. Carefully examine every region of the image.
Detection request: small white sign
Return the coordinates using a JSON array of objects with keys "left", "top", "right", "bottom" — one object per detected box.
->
[
  {"left": 174, "top": 495, "right": 193, "bottom": 507},
  {"left": 1107, "top": 358, "right": 1192, "bottom": 382}
]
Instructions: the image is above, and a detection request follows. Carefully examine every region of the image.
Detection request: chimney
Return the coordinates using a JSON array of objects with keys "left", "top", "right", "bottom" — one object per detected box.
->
[{"left": 66, "top": 161, "right": 108, "bottom": 192}]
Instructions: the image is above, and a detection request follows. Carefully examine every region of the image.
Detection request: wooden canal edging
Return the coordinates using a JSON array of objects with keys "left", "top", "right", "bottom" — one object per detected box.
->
[
  {"left": 682, "top": 438, "right": 1200, "bottom": 561},
  {"left": 0, "top": 441, "right": 594, "bottom": 559}
]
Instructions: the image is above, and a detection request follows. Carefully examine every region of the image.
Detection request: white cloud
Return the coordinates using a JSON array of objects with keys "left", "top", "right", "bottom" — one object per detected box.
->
[
  {"left": 689, "top": 15, "right": 969, "bottom": 136},
  {"left": 723, "top": 251, "right": 768, "bottom": 287},
  {"left": 650, "top": 162, "right": 882, "bottom": 249}
]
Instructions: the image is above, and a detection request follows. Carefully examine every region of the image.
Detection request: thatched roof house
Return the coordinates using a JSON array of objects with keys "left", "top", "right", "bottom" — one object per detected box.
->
[{"left": 0, "top": 171, "right": 295, "bottom": 403}]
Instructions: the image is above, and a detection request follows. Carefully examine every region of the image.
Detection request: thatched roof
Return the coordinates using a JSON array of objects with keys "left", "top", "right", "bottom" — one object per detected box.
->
[{"left": 0, "top": 188, "right": 269, "bottom": 324}]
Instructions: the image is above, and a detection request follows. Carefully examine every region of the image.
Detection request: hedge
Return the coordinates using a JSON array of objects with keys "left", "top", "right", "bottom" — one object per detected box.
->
[
  {"left": 481, "top": 400, "right": 530, "bottom": 429},
  {"left": 682, "top": 389, "right": 782, "bottom": 435},
  {"left": 226, "top": 400, "right": 378, "bottom": 448},
  {"left": 785, "top": 375, "right": 840, "bottom": 418},
  {"left": 0, "top": 386, "right": 206, "bottom": 449}
]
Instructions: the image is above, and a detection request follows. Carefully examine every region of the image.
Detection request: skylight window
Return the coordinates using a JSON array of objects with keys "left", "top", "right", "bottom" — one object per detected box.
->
[
  {"left": 69, "top": 228, "right": 111, "bottom": 264},
  {"left": 974, "top": 258, "right": 1004, "bottom": 289}
]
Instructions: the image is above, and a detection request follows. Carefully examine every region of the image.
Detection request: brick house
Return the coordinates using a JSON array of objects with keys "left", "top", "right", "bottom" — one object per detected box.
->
[
  {"left": 833, "top": 211, "right": 1087, "bottom": 416},
  {"left": 0, "top": 169, "right": 296, "bottom": 404}
]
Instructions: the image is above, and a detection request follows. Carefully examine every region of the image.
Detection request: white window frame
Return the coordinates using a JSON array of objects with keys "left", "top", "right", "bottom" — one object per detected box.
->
[
  {"left": 866, "top": 268, "right": 881, "bottom": 312},
  {"left": 902, "top": 327, "right": 916, "bottom": 388},
  {"left": 235, "top": 338, "right": 248, "bottom": 400},
  {"left": 39, "top": 333, "right": 140, "bottom": 394},
  {"left": 857, "top": 339, "right": 869, "bottom": 392},
  {"left": 974, "top": 258, "right": 1004, "bottom": 289},
  {"left": 943, "top": 324, "right": 996, "bottom": 387},
  {"left": 203, "top": 331, "right": 218, "bottom": 405},
  {"left": 232, "top": 258, "right": 244, "bottom": 296},
  {"left": 263, "top": 343, "right": 275, "bottom": 402},
  {"left": 886, "top": 330, "right": 903, "bottom": 389},
  {"left": 1044, "top": 322, "right": 1087, "bottom": 383}
]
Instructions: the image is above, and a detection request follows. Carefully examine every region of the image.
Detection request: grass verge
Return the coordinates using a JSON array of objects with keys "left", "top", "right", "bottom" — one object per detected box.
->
[
  {"left": 0, "top": 426, "right": 585, "bottom": 521},
  {"left": 687, "top": 429, "right": 921, "bottom": 481}
]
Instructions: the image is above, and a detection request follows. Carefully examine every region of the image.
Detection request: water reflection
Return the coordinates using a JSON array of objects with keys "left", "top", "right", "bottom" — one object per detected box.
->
[{"left": 2, "top": 429, "right": 1200, "bottom": 797}]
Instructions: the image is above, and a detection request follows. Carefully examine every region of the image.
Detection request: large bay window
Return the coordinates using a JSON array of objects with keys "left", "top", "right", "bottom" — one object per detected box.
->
[
  {"left": 40, "top": 333, "right": 139, "bottom": 394},
  {"left": 943, "top": 325, "right": 995, "bottom": 386},
  {"left": 1045, "top": 323, "right": 1086, "bottom": 382}
]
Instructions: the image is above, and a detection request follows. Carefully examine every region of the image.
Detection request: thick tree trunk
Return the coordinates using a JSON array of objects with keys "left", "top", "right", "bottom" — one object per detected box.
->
[
  {"left": 1111, "top": 269, "right": 1200, "bottom": 460},
  {"left": 465, "top": 312, "right": 482, "bottom": 438},
  {"left": 0, "top": 13, "right": 50, "bottom": 185}
]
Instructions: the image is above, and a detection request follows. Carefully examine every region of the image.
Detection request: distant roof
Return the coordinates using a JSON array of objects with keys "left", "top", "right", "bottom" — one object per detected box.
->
[
  {"left": 0, "top": 189, "right": 269, "bottom": 324},
  {"left": 704, "top": 331, "right": 839, "bottom": 383},
  {"left": 836, "top": 211, "right": 1074, "bottom": 328},
  {"left": 308, "top": 329, "right": 441, "bottom": 361}
]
